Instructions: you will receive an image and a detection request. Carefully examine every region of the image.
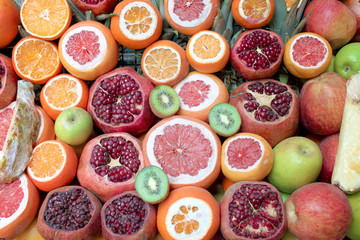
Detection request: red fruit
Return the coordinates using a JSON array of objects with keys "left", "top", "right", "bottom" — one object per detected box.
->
[
  {"left": 101, "top": 191, "right": 157, "bottom": 240},
  {"left": 318, "top": 133, "right": 339, "bottom": 183},
  {"left": 71, "top": 0, "right": 118, "bottom": 16},
  {"left": 285, "top": 182, "right": 352, "bottom": 240},
  {"left": 0, "top": 53, "right": 18, "bottom": 109},
  {"left": 220, "top": 181, "right": 286, "bottom": 240},
  {"left": 77, "top": 132, "right": 145, "bottom": 202},
  {"left": 300, "top": 72, "right": 347, "bottom": 135},
  {"left": 230, "top": 29, "right": 284, "bottom": 80},
  {"left": 87, "top": 67, "right": 155, "bottom": 135},
  {"left": 37, "top": 185, "right": 102, "bottom": 240},
  {"left": 304, "top": 0, "right": 357, "bottom": 50},
  {"left": 229, "top": 79, "right": 299, "bottom": 147},
  {"left": 343, "top": 0, "right": 360, "bottom": 42}
]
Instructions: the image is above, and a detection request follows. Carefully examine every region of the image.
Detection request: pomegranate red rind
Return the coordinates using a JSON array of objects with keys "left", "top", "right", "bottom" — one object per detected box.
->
[
  {"left": 37, "top": 185, "right": 102, "bottom": 240},
  {"left": 101, "top": 191, "right": 157, "bottom": 240},
  {"left": 220, "top": 181, "right": 286, "bottom": 240},
  {"left": 71, "top": 0, "right": 118, "bottom": 16},
  {"left": 229, "top": 79, "right": 299, "bottom": 147},
  {"left": 0, "top": 53, "right": 18, "bottom": 109},
  {"left": 77, "top": 132, "right": 145, "bottom": 203},
  {"left": 230, "top": 29, "right": 284, "bottom": 80},
  {"left": 87, "top": 67, "right": 155, "bottom": 135}
]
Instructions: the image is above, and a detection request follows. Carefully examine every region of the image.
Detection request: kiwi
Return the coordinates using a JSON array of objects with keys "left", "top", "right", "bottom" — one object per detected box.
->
[
  {"left": 150, "top": 85, "right": 180, "bottom": 118},
  {"left": 208, "top": 103, "right": 241, "bottom": 137},
  {"left": 135, "top": 166, "right": 170, "bottom": 204}
]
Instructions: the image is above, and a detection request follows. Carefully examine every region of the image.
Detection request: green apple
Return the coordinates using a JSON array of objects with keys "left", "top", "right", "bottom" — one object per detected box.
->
[
  {"left": 280, "top": 191, "right": 291, "bottom": 203},
  {"left": 55, "top": 107, "right": 93, "bottom": 146},
  {"left": 267, "top": 136, "right": 322, "bottom": 193},
  {"left": 347, "top": 191, "right": 360, "bottom": 239},
  {"left": 325, "top": 55, "right": 335, "bottom": 72},
  {"left": 335, "top": 42, "right": 360, "bottom": 79},
  {"left": 281, "top": 229, "right": 299, "bottom": 240}
]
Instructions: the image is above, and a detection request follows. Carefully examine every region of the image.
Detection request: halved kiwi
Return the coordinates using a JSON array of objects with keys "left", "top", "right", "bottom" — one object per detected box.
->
[
  {"left": 135, "top": 165, "right": 170, "bottom": 204},
  {"left": 209, "top": 103, "right": 241, "bottom": 137},
  {"left": 150, "top": 85, "right": 180, "bottom": 118}
]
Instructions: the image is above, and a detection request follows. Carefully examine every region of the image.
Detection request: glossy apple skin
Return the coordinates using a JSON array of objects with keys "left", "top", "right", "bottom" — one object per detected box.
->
[
  {"left": 300, "top": 72, "right": 347, "bottom": 135},
  {"left": 335, "top": 42, "right": 360, "bottom": 79},
  {"left": 285, "top": 182, "right": 352, "bottom": 240},
  {"left": 343, "top": 0, "right": 360, "bottom": 42},
  {"left": 318, "top": 133, "right": 339, "bottom": 183},
  {"left": 347, "top": 191, "right": 360, "bottom": 239}
]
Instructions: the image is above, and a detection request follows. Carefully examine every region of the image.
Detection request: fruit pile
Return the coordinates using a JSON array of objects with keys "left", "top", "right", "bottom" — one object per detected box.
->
[{"left": 1, "top": 0, "right": 360, "bottom": 239}]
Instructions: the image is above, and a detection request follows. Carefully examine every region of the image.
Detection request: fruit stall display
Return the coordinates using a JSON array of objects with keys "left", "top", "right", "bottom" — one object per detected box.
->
[{"left": 1, "top": 0, "right": 360, "bottom": 239}]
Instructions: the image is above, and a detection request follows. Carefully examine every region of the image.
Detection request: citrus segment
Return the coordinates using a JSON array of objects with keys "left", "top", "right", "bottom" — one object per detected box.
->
[{"left": 20, "top": 0, "right": 71, "bottom": 40}]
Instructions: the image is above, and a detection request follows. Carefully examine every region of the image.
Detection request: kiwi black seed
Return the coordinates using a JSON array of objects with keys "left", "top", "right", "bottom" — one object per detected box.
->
[
  {"left": 135, "top": 165, "right": 170, "bottom": 204},
  {"left": 150, "top": 85, "right": 180, "bottom": 118},
  {"left": 208, "top": 103, "right": 241, "bottom": 137}
]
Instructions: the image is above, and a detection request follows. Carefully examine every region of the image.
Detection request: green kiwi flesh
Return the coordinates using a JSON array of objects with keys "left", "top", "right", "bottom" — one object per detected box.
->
[
  {"left": 135, "top": 165, "right": 169, "bottom": 204},
  {"left": 150, "top": 85, "right": 180, "bottom": 118},
  {"left": 209, "top": 103, "right": 241, "bottom": 137}
]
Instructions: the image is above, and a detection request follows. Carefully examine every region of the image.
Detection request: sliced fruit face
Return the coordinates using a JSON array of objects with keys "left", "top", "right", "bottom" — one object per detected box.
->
[
  {"left": 150, "top": 85, "right": 180, "bottom": 118},
  {"left": 209, "top": 103, "right": 241, "bottom": 137},
  {"left": 239, "top": 0, "right": 271, "bottom": 22}
]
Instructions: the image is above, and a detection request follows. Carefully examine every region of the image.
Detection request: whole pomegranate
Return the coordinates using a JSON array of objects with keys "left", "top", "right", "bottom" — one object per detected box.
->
[
  {"left": 87, "top": 67, "right": 155, "bottom": 136},
  {"left": 220, "top": 181, "right": 286, "bottom": 240},
  {"left": 101, "top": 191, "right": 157, "bottom": 240},
  {"left": 71, "top": 0, "right": 118, "bottom": 16},
  {"left": 230, "top": 29, "right": 284, "bottom": 80},
  {"left": 229, "top": 79, "right": 299, "bottom": 147},
  {"left": 37, "top": 186, "right": 102, "bottom": 240},
  {"left": 77, "top": 132, "right": 145, "bottom": 202},
  {"left": 343, "top": 0, "right": 360, "bottom": 42},
  {"left": 0, "top": 53, "right": 18, "bottom": 109}
]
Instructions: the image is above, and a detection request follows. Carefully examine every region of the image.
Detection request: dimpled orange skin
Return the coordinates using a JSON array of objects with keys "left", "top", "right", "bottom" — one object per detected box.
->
[{"left": 0, "top": 0, "right": 20, "bottom": 48}]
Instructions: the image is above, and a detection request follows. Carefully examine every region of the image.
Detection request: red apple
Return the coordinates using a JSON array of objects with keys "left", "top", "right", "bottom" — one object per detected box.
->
[
  {"left": 304, "top": 0, "right": 357, "bottom": 50},
  {"left": 300, "top": 72, "right": 347, "bottom": 135},
  {"left": 285, "top": 182, "right": 352, "bottom": 240},
  {"left": 318, "top": 133, "right": 339, "bottom": 183},
  {"left": 343, "top": 0, "right": 360, "bottom": 42}
]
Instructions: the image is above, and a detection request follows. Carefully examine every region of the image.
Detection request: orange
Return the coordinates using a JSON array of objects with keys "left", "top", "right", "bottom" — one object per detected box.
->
[
  {"left": 26, "top": 140, "right": 78, "bottom": 192},
  {"left": 58, "top": 20, "right": 119, "bottom": 81},
  {"left": 110, "top": 0, "right": 162, "bottom": 50},
  {"left": 221, "top": 132, "right": 274, "bottom": 182},
  {"left": 173, "top": 71, "right": 229, "bottom": 122},
  {"left": 157, "top": 186, "right": 220, "bottom": 240},
  {"left": 12, "top": 36, "right": 63, "bottom": 85},
  {"left": 285, "top": 0, "right": 303, "bottom": 11},
  {"left": 231, "top": 0, "right": 275, "bottom": 29},
  {"left": 20, "top": 0, "right": 71, "bottom": 40},
  {"left": 186, "top": 30, "right": 230, "bottom": 74},
  {"left": 141, "top": 40, "right": 189, "bottom": 86},
  {"left": 0, "top": 0, "right": 20, "bottom": 48},
  {"left": 164, "top": 0, "right": 220, "bottom": 36},
  {"left": 56, "top": 130, "right": 97, "bottom": 159},
  {"left": 222, "top": 177, "right": 235, "bottom": 192},
  {"left": 40, "top": 73, "right": 89, "bottom": 121},
  {"left": 283, "top": 32, "right": 333, "bottom": 79},
  {"left": 34, "top": 106, "right": 55, "bottom": 147}
]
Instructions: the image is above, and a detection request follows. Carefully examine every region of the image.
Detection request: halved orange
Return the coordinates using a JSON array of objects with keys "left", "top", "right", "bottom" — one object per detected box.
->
[
  {"left": 285, "top": 0, "right": 303, "bottom": 11},
  {"left": 12, "top": 36, "right": 63, "bottom": 85},
  {"left": 110, "top": 0, "right": 162, "bottom": 50},
  {"left": 26, "top": 140, "right": 78, "bottom": 192},
  {"left": 157, "top": 186, "right": 220, "bottom": 240},
  {"left": 283, "top": 32, "right": 333, "bottom": 79},
  {"left": 232, "top": 0, "right": 275, "bottom": 29},
  {"left": 141, "top": 40, "right": 189, "bottom": 86},
  {"left": 34, "top": 106, "right": 55, "bottom": 147},
  {"left": 221, "top": 132, "right": 274, "bottom": 182},
  {"left": 20, "top": 0, "right": 71, "bottom": 40},
  {"left": 40, "top": 73, "right": 89, "bottom": 121},
  {"left": 186, "top": 30, "right": 230, "bottom": 73}
]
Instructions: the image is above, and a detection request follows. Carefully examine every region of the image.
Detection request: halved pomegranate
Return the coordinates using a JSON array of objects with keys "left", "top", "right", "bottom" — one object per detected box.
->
[
  {"left": 37, "top": 185, "right": 102, "bottom": 240},
  {"left": 77, "top": 132, "right": 145, "bottom": 202},
  {"left": 0, "top": 53, "right": 18, "bottom": 109},
  {"left": 71, "top": 0, "right": 118, "bottom": 16},
  {"left": 229, "top": 79, "right": 299, "bottom": 147},
  {"left": 230, "top": 29, "right": 284, "bottom": 80},
  {"left": 220, "top": 181, "right": 286, "bottom": 240},
  {"left": 101, "top": 191, "right": 157, "bottom": 240},
  {"left": 87, "top": 67, "right": 155, "bottom": 136}
]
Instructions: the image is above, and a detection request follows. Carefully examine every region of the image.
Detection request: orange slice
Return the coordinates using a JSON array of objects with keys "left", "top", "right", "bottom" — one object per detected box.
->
[
  {"left": 110, "top": 0, "right": 162, "bottom": 50},
  {"left": 141, "top": 40, "right": 190, "bottom": 86},
  {"left": 285, "top": 0, "right": 303, "bottom": 11},
  {"left": 34, "top": 106, "right": 55, "bottom": 147},
  {"left": 40, "top": 73, "right": 89, "bottom": 121},
  {"left": 186, "top": 30, "right": 230, "bottom": 73},
  {"left": 221, "top": 132, "right": 274, "bottom": 182},
  {"left": 26, "top": 140, "right": 78, "bottom": 192},
  {"left": 284, "top": 32, "right": 333, "bottom": 79},
  {"left": 12, "top": 36, "right": 63, "bottom": 85},
  {"left": 20, "top": 0, "right": 71, "bottom": 40}
]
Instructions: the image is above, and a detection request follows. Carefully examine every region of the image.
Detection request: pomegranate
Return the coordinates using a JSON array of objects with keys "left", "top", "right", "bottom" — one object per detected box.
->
[
  {"left": 87, "top": 67, "right": 155, "bottom": 135},
  {"left": 37, "top": 186, "right": 102, "bottom": 240},
  {"left": 77, "top": 132, "right": 145, "bottom": 202},
  {"left": 230, "top": 29, "right": 284, "bottom": 80},
  {"left": 229, "top": 79, "right": 299, "bottom": 147},
  {"left": 220, "top": 181, "right": 286, "bottom": 240},
  {"left": 0, "top": 53, "right": 18, "bottom": 109},
  {"left": 71, "top": 0, "right": 119, "bottom": 16},
  {"left": 101, "top": 191, "right": 157, "bottom": 240}
]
